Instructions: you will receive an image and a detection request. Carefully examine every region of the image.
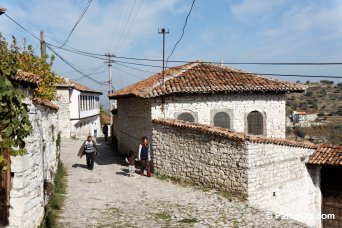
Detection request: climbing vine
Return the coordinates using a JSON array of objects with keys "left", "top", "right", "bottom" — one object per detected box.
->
[{"left": 0, "top": 35, "right": 32, "bottom": 170}]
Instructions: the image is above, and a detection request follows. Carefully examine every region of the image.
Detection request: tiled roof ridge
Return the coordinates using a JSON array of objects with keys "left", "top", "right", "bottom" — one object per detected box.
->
[
  {"left": 307, "top": 144, "right": 342, "bottom": 166},
  {"left": 146, "top": 62, "right": 200, "bottom": 94},
  {"left": 32, "top": 97, "right": 59, "bottom": 110},
  {"left": 14, "top": 70, "right": 40, "bottom": 85},
  {"left": 152, "top": 118, "right": 318, "bottom": 149}
]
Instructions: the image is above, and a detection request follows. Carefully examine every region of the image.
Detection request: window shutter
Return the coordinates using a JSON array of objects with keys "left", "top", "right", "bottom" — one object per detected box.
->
[
  {"left": 247, "top": 111, "right": 263, "bottom": 135},
  {"left": 177, "top": 113, "right": 195, "bottom": 123},
  {"left": 213, "top": 112, "right": 230, "bottom": 129}
]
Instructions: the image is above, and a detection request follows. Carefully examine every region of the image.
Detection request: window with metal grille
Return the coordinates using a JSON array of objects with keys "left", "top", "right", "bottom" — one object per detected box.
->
[
  {"left": 177, "top": 112, "right": 195, "bottom": 123},
  {"left": 214, "top": 112, "right": 230, "bottom": 129},
  {"left": 247, "top": 111, "right": 264, "bottom": 135}
]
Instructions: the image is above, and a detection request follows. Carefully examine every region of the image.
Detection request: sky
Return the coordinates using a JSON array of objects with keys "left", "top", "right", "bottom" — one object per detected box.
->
[{"left": 1, "top": 0, "right": 341, "bottom": 109}]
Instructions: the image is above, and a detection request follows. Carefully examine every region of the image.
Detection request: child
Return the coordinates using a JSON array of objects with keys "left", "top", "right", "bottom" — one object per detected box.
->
[
  {"left": 125, "top": 151, "right": 135, "bottom": 177},
  {"left": 138, "top": 136, "right": 152, "bottom": 177}
]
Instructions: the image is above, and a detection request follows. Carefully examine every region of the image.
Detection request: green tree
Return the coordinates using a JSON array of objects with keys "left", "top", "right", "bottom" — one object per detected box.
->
[
  {"left": 0, "top": 35, "right": 32, "bottom": 170},
  {"left": 10, "top": 36, "right": 58, "bottom": 100}
]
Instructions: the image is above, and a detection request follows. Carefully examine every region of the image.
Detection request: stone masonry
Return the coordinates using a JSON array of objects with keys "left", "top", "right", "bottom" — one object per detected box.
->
[
  {"left": 152, "top": 124, "right": 249, "bottom": 199},
  {"left": 9, "top": 96, "right": 59, "bottom": 228},
  {"left": 152, "top": 120, "right": 320, "bottom": 227},
  {"left": 113, "top": 93, "right": 287, "bottom": 155}
]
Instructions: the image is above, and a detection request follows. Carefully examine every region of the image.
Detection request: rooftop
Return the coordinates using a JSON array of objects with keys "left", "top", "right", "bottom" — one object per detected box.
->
[
  {"left": 307, "top": 145, "right": 342, "bottom": 166},
  {"left": 152, "top": 118, "right": 317, "bottom": 149},
  {"left": 56, "top": 78, "right": 102, "bottom": 94},
  {"left": 109, "top": 62, "right": 306, "bottom": 99},
  {"left": 32, "top": 97, "right": 59, "bottom": 110},
  {"left": 13, "top": 70, "right": 40, "bottom": 86}
]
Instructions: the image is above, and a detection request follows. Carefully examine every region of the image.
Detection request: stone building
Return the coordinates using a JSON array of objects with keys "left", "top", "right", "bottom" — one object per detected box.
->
[
  {"left": 109, "top": 61, "right": 341, "bottom": 227},
  {"left": 55, "top": 79, "right": 102, "bottom": 139},
  {"left": 1, "top": 71, "right": 60, "bottom": 227},
  {"left": 108, "top": 61, "right": 305, "bottom": 153}
]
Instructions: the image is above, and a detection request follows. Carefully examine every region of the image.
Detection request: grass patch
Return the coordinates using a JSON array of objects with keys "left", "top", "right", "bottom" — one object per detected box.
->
[
  {"left": 110, "top": 207, "right": 122, "bottom": 215},
  {"left": 40, "top": 156, "right": 67, "bottom": 228},
  {"left": 178, "top": 218, "right": 198, "bottom": 223},
  {"left": 155, "top": 212, "right": 172, "bottom": 220}
]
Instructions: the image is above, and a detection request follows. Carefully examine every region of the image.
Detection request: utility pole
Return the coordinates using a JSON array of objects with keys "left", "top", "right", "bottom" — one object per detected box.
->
[
  {"left": 158, "top": 28, "right": 169, "bottom": 86},
  {"left": 40, "top": 31, "right": 46, "bottom": 59},
  {"left": 105, "top": 53, "right": 115, "bottom": 126}
]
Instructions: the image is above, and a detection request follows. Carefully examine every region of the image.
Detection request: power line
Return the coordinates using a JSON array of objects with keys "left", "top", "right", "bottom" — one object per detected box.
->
[
  {"left": 59, "top": 0, "right": 93, "bottom": 48},
  {"left": 46, "top": 45, "right": 105, "bottom": 85},
  {"left": 116, "top": 0, "right": 144, "bottom": 53},
  {"left": 108, "top": 0, "right": 125, "bottom": 51},
  {"left": 4, "top": 14, "right": 40, "bottom": 41},
  {"left": 113, "top": 0, "right": 137, "bottom": 53},
  {"left": 114, "top": 65, "right": 145, "bottom": 79},
  {"left": 166, "top": 0, "right": 196, "bottom": 68},
  {"left": 5, "top": 13, "right": 342, "bottom": 80},
  {"left": 115, "top": 62, "right": 157, "bottom": 74}
]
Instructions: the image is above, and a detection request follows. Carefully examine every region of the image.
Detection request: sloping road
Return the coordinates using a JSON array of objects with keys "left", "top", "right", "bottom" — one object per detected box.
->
[{"left": 58, "top": 137, "right": 306, "bottom": 227}]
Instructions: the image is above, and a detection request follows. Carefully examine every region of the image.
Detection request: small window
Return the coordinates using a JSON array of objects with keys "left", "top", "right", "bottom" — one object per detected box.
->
[
  {"left": 214, "top": 112, "right": 230, "bottom": 128},
  {"left": 177, "top": 113, "right": 195, "bottom": 123},
  {"left": 247, "top": 111, "right": 264, "bottom": 135}
]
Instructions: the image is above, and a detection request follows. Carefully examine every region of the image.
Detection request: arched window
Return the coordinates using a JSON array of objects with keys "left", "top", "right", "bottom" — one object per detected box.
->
[
  {"left": 214, "top": 112, "right": 230, "bottom": 129},
  {"left": 247, "top": 111, "right": 264, "bottom": 135},
  {"left": 177, "top": 112, "right": 195, "bottom": 123}
]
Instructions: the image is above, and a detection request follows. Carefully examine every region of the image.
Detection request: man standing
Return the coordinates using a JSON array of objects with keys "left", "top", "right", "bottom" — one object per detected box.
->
[{"left": 102, "top": 124, "right": 109, "bottom": 141}]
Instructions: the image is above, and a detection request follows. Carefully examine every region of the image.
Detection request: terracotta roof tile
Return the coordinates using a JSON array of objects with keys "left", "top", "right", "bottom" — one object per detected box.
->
[
  {"left": 109, "top": 62, "right": 306, "bottom": 99},
  {"left": 152, "top": 118, "right": 317, "bottom": 149},
  {"left": 13, "top": 70, "right": 40, "bottom": 86},
  {"left": 32, "top": 97, "right": 59, "bottom": 110},
  {"left": 56, "top": 79, "right": 102, "bottom": 94},
  {"left": 307, "top": 145, "right": 342, "bottom": 166}
]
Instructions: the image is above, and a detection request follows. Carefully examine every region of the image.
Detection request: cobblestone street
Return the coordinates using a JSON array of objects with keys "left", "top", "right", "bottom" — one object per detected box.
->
[{"left": 58, "top": 138, "right": 306, "bottom": 228}]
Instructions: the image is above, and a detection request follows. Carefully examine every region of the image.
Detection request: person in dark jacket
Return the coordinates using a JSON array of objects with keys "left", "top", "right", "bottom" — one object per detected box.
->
[
  {"left": 138, "top": 136, "right": 151, "bottom": 177},
  {"left": 125, "top": 151, "right": 135, "bottom": 177},
  {"left": 102, "top": 124, "right": 109, "bottom": 141},
  {"left": 84, "top": 136, "right": 98, "bottom": 170}
]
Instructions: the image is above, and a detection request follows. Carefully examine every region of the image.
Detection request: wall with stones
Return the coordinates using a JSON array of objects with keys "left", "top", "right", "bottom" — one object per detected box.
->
[
  {"left": 151, "top": 93, "right": 286, "bottom": 138},
  {"left": 246, "top": 143, "right": 320, "bottom": 227},
  {"left": 115, "top": 97, "right": 152, "bottom": 154},
  {"left": 152, "top": 123, "right": 249, "bottom": 199},
  {"left": 9, "top": 97, "right": 59, "bottom": 228},
  {"left": 56, "top": 88, "right": 71, "bottom": 138}
]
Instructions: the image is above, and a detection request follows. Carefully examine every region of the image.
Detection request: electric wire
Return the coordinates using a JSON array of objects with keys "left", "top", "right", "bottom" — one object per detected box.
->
[
  {"left": 113, "top": 0, "right": 137, "bottom": 53},
  {"left": 166, "top": 0, "right": 196, "bottom": 68},
  {"left": 59, "top": 0, "right": 93, "bottom": 48}
]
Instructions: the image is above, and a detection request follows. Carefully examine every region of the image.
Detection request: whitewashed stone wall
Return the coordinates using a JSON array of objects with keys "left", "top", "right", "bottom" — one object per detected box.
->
[
  {"left": 246, "top": 143, "right": 320, "bottom": 227},
  {"left": 9, "top": 97, "right": 59, "bottom": 228},
  {"left": 151, "top": 93, "right": 286, "bottom": 138},
  {"left": 56, "top": 88, "right": 71, "bottom": 138},
  {"left": 70, "top": 115, "right": 101, "bottom": 139},
  {"left": 152, "top": 123, "right": 249, "bottom": 199},
  {"left": 152, "top": 121, "right": 321, "bottom": 227},
  {"left": 115, "top": 97, "right": 152, "bottom": 154}
]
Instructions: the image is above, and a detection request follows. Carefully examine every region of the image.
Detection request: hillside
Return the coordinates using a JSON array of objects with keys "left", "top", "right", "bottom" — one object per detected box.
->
[{"left": 286, "top": 81, "right": 342, "bottom": 145}]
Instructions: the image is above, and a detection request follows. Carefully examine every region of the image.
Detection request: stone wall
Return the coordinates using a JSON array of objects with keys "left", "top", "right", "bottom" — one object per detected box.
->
[
  {"left": 152, "top": 120, "right": 321, "bottom": 227},
  {"left": 70, "top": 115, "right": 101, "bottom": 139},
  {"left": 151, "top": 93, "right": 286, "bottom": 138},
  {"left": 152, "top": 123, "right": 249, "bottom": 199},
  {"left": 56, "top": 88, "right": 71, "bottom": 138},
  {"left": 115, "top": 97, "right": 152, "bottom": 154},
  {"left": 9, "top": 97, "right": 59, "bottom": 228},
  {"left": 246, "top": 143, "right": 320, "bottom": 227}
]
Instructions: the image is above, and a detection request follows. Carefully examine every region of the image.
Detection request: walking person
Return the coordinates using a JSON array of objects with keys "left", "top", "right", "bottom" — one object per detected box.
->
[
  {"left": 102, "top": 124, "right": 109, "bottom": 141},
  {"left": 84, "top": 136, "right": 99, "bottom": 170},
  {"left": 125, "top": 151, "right": 135, "bottom": 177},
  {"left": 138, "top": 136, "right": 152, "bottom": 177}
]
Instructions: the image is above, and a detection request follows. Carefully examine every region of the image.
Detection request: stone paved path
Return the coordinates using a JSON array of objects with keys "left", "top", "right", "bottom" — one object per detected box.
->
[{"left": 59, "top": 138, "right": 307, "bottom": 228}]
